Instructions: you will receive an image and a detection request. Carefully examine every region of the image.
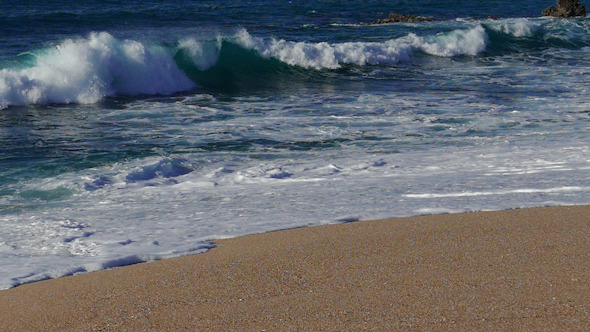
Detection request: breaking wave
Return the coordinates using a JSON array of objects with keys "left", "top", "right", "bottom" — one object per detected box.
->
[
  {"left": 177, "top": 26, "right": 487, "bottom": 72},
  {"left": 0, "top": 32, "right": 196, "bottom": 108},
  {"left": 2, "top": 18, "right": 589, "bottom": 108}
]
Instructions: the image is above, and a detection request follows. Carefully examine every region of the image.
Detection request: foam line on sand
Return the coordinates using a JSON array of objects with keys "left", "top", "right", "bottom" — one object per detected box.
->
[{"left": 1, "top": 205, "right": 590, "bottom": 330}]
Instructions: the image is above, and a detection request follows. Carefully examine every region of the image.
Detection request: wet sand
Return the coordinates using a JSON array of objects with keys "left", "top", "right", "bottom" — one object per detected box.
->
[{"left": 1, "top": 205, "right": 590, "bottom": 330}]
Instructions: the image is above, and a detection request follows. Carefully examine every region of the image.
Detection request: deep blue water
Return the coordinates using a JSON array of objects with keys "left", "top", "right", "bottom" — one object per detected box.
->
[{"left": 0, "top": 1, "right": 589, "bottom": 288}]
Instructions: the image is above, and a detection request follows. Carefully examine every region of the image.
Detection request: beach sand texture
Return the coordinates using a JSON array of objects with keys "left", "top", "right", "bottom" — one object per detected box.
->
[{"left": 1, "top": 205, "right": 590, "bottom": 330}]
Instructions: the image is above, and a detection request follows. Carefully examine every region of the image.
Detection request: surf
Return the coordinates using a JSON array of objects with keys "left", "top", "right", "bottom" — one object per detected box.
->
[
  {"left": 0, "top": 32, "right": 196, "bottom": 109},
  {"left": 2, "top": 18, "right": 589, "bottom": 108}
]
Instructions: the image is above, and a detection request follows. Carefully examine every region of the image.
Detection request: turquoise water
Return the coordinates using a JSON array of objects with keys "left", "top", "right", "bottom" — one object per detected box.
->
[{"left": 1, "top": 1, "right": 589, "bottom": 288}]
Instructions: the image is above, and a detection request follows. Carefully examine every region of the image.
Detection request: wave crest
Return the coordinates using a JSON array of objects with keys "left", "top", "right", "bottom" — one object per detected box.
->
[
  {"left": 0, "top": 32, "right": 195, "bottom": 109},
  {"left": 487, "top": 18, "right": 541, "bottom": 38},
  {"left": 1, "top": 26, "right": 492, "bottom": 107},
  {"left": 233, "top": 26, "right": 487, "bottom": 69}
]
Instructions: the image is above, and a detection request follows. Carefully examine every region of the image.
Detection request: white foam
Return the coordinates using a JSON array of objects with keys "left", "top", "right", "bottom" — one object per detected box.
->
[
  {"left": 177, "top": 37, "right": 222, "bottom": 70},
  {"left": 0, "top": 32, "right": 195, "bottom": 108},
  {"left": 406, "top": 25, "right": 487, "bottom": 56},
  {"left": 1, "top": 136, "right": 589, "bottom": 289},
  {"left": 404, "top": 186, "right": 590, "bottom": 199},
  {"left": 234, "top": 26, "right": 488, "bottom": 69},
  {"left": 488, "top": 18, "right": 541, "bottom": 38}
]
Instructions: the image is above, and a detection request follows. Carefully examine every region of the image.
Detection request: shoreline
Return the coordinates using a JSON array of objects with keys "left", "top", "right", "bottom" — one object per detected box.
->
[{"left": 2, "top": 205, "right": 590, "bottom": 330}]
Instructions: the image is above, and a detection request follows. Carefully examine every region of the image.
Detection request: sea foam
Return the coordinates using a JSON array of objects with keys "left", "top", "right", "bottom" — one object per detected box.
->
[
  {"left": 0, "top": 32, "right": 195, "bottom": 109},
  {"left": 488, "top": 18, "right": 541, "bottom": 37},
  {"left": 234, "top": 26, "right": 488, "bottom": 69}
]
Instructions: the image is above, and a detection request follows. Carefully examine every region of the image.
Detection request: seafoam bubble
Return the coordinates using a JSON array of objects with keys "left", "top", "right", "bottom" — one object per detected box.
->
[
  {"left": 233, "top": 26, "right": 488, "bottom": 70},
  {"left": 0, "top": 32, "right": 195, "bottom": 107},
  {"left": 177, "top": 38, "right": 222, "bottom": 70},
  {"left": 125, "top": 158, "right": 194, "bottom": 184},
  {"left": 488, "top": 18, "right": 541, "bottom": 38},
  {"left": 407, "top": 25, "right": 488, "bottom": 56}
]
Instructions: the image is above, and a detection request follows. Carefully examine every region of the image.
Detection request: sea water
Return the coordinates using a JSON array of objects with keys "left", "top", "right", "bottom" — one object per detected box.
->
[{"left": 1, "top": 1, "right": 589, "bottom": 289}]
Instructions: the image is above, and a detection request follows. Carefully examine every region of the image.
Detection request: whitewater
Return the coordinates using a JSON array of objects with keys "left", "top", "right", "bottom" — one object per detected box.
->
[
  {"left": 1, "top": 1, "right": 589, "bottom": 289},
  {"left": 0, "top": 25, "right": 490, "bottom": 108}
]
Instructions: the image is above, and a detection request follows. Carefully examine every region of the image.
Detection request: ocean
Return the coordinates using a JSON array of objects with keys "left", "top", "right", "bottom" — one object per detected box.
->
[{"left": 1, "top": 0, "right": 589, "bottom": 289}]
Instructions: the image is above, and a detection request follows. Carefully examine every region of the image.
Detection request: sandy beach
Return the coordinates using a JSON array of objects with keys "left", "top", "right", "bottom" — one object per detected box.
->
[{"left": 1, "top": 205, "right": 590, "bottom": 330}]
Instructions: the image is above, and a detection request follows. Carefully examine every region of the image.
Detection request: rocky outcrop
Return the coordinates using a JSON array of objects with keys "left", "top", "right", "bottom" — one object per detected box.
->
[
  {"left": 542, "top": 0, "right": 586, "bottom": 17},
  {"left": 374, "top": 12, "right": 436, "bottom": 24}
]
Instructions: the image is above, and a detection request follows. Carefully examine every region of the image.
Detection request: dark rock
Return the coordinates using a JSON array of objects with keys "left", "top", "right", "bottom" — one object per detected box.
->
[
  {"left": 374, "top": 12, "right": 436, "bottom": 24},
  {"left": 542, "top": 0, "right": 586, "bottom": 17}
]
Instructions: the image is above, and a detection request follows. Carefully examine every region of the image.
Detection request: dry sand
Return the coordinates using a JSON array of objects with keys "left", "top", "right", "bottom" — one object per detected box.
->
[{"left": 1, "top": 205, "right": 590, "bottom": 330}]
